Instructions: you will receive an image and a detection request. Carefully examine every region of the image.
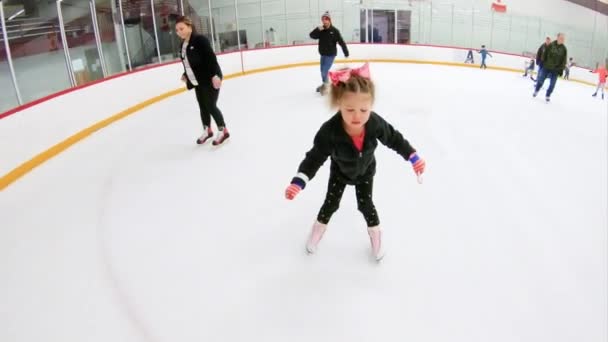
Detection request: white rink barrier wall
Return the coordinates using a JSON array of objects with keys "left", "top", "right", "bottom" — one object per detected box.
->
[{"left": 0, "top": 44, "right": 602, "bottom": 189}]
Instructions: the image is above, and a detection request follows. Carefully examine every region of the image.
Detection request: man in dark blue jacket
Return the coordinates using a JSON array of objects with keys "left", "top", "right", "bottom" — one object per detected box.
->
[{"left": 309, "top": 11, "right": 349, "bottom": 94}]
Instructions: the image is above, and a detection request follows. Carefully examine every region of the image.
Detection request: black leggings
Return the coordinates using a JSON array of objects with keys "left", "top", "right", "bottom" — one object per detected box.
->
[
  {"left": 194, "top": 86, "right": 226, "bottom": 128},
  {"left": 317, "top": 173, "right": 380, "bottom": 227}
]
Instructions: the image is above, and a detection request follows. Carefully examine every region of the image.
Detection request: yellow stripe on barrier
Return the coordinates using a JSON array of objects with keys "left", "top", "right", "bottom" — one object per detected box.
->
[
  {"left": 0, "top": 88, "right": 185, "bottom": 191},
  {"left": 0, "top": 59, "right": 599, "bottom": 191}
]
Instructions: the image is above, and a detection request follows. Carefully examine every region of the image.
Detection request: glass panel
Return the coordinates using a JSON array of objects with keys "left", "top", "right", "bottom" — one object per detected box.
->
[
  {"left": 491, "top": 11, "right": 510, "bottom": 52},
  {"left": 285, "top": 9, "right": 311, "bottom": 46},
  {"left": 60, "top": 0, "right": 104, "bottom": 86},
  {"left": 8, "top": 1, "right": 71, "bottom": 103},
  {"left": 261, "top": 0, "right": 285, "bottom": 46},
  {"left": 209, "top": 0, "right": 240, "bottom": 52},
  {"left": 429, "top": 3, "right": 452, "bottom": 46},
  {"left": 121, "top": 0, "right": 158, "bottom": 68},
  {"left": 369, "top": 9, "right": 395, "bottom": 44},
  {"left": 0, "top": 28, "right": 19, "bottom": 112},
  {"left": 97, "top": 0, "right": 127, "bottom": 75},
  {"left": 285, "top": 0, "right": 312, "bottom": 45},
  {"left": 524, "top": 16, "right": 542, "bottom": 55},
  {"left": 396, "top": 10, "right": 411, "bottom": 44},
  {"left": 153, "top": 0, "right": 182, "bottom": 61},
  {"left": 359, "top": 9, "right": 367, "bottom": 43},
  {"left": 418, "top": 2, "right": 432, "bottom": 44},
  {"left": 409, "top": 5, "right": 419, "bottom": 43},
  {"left": 341, "top": 3, "right": 361, "bottom": 44},
  {"left": 184, "top": 0, "right": 214, "bottom": 51},
  {"left": 452, "top": 5, "right": 473, "bottom": 48},
  {"left": 471, "top": 7, "right": 491, "bottom": 51},
  {"left": 237, "top": 0, "right": 262, "bottom": 48},
  {"left": 508, "top": 14, "right": 528, "bottom": 55}
]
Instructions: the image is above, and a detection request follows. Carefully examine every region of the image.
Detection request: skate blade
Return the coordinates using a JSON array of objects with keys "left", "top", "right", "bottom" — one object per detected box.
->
[
  {"left": 368, "top": 248, "right": 385, "bottom": 263},
  {"left": 211, "top": 137, "right": 231, "bottom": 148},
  {"left": 196, "top": 136, "right": 213, "bottom": 145}
]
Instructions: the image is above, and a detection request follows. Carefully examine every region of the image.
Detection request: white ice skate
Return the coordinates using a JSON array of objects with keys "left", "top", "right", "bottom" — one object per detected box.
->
[
  {"left": 306, "top": 221, "right": 327, "bottom": 254},
  {"left": 367, "top": 226, "right": 385, "bottom": 261}
]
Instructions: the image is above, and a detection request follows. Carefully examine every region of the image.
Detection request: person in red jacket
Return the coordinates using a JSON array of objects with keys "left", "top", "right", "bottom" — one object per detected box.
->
[
  {"left": 591, "top": 63, "right": 607, "bottom": 100},
  {"left": 284, "top": 63, "right": 426, "bottom": 261}
]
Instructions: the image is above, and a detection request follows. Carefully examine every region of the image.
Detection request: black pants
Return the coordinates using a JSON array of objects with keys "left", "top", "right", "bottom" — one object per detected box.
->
[
  {"left": 317, "top": 173, "right": 380, "bottom": 227},
  {"left": 194, "top": 86, "right": 226, "bottom": 128}
]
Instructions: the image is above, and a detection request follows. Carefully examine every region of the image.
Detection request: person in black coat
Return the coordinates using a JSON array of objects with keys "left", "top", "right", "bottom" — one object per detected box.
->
[
  {"left": 536, "top": 36, "right": 551, "bottom": 74},
  {"left": 176, "top": 16, "right": 229, "bottom": 145},
  {"left": 284, "top": 63, "right": 426, "bottom": 261},
  {"left": 309, "top": 11, "right": 349, "bottom": 94},
  {"left": 533, "top": 33, "right": 568, "bottom": 102}
]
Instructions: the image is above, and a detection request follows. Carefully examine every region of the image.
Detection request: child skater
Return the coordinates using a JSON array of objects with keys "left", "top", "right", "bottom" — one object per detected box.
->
[
  {"left": 478, "top": 45, "right": 492, "bottom": 69},
  {"left": 564, "top": 57, "right": 575, "bottom": 80},
  {"left": 464, "top": 49, "right": 475, "bottom": 64},
  {"left": 590, "top": 62, "right": 607, "bottom": 100},
  {"left": 523, "top": 58, "right": 536, "bottom": 81},
  {"left": 284, "top": 62, "right": 426, "bottom": 261}
]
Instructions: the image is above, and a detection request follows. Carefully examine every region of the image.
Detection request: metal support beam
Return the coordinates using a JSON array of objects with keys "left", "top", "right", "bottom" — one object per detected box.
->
[
  {"left": 365, "top": 8, "right": 368, "bottom": 43},
  {"left": 450, "top": 4, "right": 454, "bottom": 45},
  {"left": 428, "top": 1, "right": 432, "bottom": 43},
  {"left": 90, "top": 0, "right": 107, "bottom": 77},
  {"left": 208, "top": 0, "right": 216, "bottom": 52},
  {"left": 57, "top": 0, "right": 76, "bottom": 86},
  {"left": 235, "top": 0, "right": 241, "bottom": 49},
  {"left": 370, "top": 8, "right": 374, "bottom": 44},
  {"left": 394, "top": 9, "right": 398, "bottom": 44},
  {"left": 260, "top": 0, "right": 264, "bottom": 47},
  {"left": 118, "top": 0, "right": 132, "bottom": 70},
  {"left": 284, "top": 0, "right": 287, "bottom": 44},
  {"left": 490, "top": 10, "right": 494, "bottom": 48},
  {"left": 150, "top": 0, "right": 162, "bottom": 63},
  {"left": 0, "top": 0, "right": 23, "bottom": 104}
]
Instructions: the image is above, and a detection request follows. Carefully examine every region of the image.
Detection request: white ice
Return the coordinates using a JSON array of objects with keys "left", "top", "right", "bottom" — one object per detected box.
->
[{"left": 1, "top": 63, "right": 607, "bottom": 342}]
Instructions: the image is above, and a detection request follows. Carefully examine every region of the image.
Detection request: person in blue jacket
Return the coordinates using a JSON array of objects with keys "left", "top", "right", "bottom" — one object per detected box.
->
[{"left": 478, "top": 45, "right": 492, "bottom": 69}]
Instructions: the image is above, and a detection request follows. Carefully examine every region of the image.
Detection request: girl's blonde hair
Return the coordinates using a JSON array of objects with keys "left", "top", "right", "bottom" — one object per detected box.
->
[{"left": 329, "top": 72, "right": 375, "bottom": 108}]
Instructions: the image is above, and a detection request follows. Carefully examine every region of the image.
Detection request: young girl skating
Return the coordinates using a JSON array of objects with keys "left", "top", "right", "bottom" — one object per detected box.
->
[
  {"left": 590, "top": 63, "right": 607, "bottom": 100},
  {"left": 284, "top": 63, "right": 426, "bottom": 261}
]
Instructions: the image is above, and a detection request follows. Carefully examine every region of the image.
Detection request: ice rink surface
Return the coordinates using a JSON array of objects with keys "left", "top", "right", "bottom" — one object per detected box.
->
[{"left": 1, "top": 63, "right": 607, "bottom": 342}]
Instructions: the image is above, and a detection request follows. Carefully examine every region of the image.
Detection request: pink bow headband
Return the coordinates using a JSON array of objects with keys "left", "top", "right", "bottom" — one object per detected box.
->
[{"left": 328, "top": 62, "right": 371, "bottom": 86}]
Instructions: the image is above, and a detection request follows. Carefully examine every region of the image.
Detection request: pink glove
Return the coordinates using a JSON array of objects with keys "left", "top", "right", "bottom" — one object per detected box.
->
[
  {"left": 285, "top": 184, "right": 302, "bottom": 200},
  {"left": 409, "top": 153, "right": 426, "bottom": 175}
]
